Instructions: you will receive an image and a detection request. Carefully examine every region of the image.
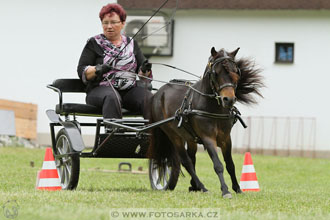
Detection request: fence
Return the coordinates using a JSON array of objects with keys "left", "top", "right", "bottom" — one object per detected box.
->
[
  {"left": 231, "top": 116, "right": 317, "bottom": 157},
  {"left": 0, "top": 99, "right": 38, "bottom": 140}
]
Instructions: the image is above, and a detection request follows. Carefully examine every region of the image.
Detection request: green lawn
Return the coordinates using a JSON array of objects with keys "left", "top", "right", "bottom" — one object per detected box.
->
[{"left": 0, "top": 147, "right": 330, "bottom": 220}]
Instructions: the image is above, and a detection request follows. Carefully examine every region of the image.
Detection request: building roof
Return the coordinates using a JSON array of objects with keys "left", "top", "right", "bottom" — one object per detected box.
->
[{"left": 118, "top": 0, "right": 330, "bottom": 10}]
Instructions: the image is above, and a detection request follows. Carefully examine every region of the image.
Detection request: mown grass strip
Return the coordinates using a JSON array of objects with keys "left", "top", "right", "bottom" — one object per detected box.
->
[{"left": 0, "top": 147, "right": 329, "bottom": 220}]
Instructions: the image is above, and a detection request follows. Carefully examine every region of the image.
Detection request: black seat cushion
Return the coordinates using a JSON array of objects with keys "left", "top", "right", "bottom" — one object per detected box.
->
[
  {"left": 56, "top": 103, "right": 101, "bottom": 115},
  {"left": 50, "top": 78, "right": 145, "bottom": 116},
  {"left": 52, "top": 79, "right": 86, "bottom": 93},
  {"left": 56, "top": 103, "right": 137, "bottom": 116}
]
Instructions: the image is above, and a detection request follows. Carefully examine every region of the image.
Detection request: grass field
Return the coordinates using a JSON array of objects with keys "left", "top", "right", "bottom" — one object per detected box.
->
[{"left": 0, "top": 146, "right": 330, "bottom": 220}]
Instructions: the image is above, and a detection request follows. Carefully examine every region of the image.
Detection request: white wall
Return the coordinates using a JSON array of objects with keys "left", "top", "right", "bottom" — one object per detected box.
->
[
  {"left": 1, "top": 2, "right": 330, "bottom": 150},
  {"left": 0, "top": 0, "right": 116, "bottom": 134}
]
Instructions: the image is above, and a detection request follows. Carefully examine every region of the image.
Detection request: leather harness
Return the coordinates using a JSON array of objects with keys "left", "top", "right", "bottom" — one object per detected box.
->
[{"left": 174, "top": 56, "right": 246, "bottom": 143}]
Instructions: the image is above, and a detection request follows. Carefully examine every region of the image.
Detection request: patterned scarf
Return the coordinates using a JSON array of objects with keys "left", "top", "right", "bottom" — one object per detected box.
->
[{"left": 94, "top": 34, "right": 137, "bottom": 90}]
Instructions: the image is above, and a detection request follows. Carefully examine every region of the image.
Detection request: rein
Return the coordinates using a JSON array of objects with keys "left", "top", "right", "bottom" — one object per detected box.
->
[
  {"left": 106, "top": 55, "right": 247, "bottom": 143},
  {"left": 172, "top": 56, "right": 240, "bottom": 106},
  {"left": 109, "top": 56, "right": 240, "bottom": 105},
  {"left": 110, "top": 0, "right": 174, "bottom": 64}
]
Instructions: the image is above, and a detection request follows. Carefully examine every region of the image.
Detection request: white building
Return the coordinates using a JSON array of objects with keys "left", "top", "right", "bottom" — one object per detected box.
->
[
  {"left": 120, "top": 0, "right": 330, "bottom": 151},
  {"left": 1, "top": 0, "right": 330, "bottom": 151}
]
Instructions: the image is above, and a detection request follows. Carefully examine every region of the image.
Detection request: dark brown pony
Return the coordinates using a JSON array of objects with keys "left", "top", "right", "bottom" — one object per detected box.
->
[{"left": 148, "top": 47, "right": 264, "bottom": 198}]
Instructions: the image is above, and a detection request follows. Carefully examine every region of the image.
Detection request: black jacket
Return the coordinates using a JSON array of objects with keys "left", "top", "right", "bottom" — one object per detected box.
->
[{"left": 77, "top": 36, "right": 146, "bottom": 93}]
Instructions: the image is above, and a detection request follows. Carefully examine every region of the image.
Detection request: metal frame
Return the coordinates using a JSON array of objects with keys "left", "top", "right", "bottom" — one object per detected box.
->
[
  {"left": 45, "top": 78, "right": 181, "bottom": 191},
  {"left": 48, "top": 116, "right": 157, "bottom": 159}
]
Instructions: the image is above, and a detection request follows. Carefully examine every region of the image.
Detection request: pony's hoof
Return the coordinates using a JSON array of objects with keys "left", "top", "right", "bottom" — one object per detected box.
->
[
  {"left": 202, "top": 188, "right": 209, "bottom": 193},
  {"left": 189, "top": 186, "right": 197, "bottom": 192},
  {"left": 222, "top": 193, "right": 232, "bottom": 199},
  {"left": 236, "top": 189, "right": 243, "bottom": 194},
  {"left": 189, "top": 186, "right": 208, "bottom": 193}
]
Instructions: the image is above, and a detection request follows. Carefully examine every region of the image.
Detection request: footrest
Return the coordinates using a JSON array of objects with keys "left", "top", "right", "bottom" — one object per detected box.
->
[{"left": 92, "top": 133, "right": 149, "bottom": 158}]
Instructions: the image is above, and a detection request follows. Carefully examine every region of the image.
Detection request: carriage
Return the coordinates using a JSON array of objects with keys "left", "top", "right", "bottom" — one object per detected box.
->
[
  {"left": 46, "top": 47, "right": 263, "bottom": 197},
  {"left": 46, "top": 78, "right": 177, "bottom": 191}
]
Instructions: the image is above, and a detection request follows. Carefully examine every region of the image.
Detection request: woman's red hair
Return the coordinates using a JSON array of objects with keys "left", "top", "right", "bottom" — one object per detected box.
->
[{"left": 99, "top": 3, "right": 127, "bottom": 22}]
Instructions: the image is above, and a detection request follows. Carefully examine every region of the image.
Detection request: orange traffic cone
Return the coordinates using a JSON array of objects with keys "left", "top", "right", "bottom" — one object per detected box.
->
[
  {"left": 239, "top": 152, "right": 260, "bottom": 191},
  {"left": 36, "top": 147, "right": 62, "bottom": 191}
]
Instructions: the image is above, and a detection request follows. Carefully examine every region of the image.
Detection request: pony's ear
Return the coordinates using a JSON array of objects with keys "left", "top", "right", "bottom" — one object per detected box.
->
[
  {"left": 230, "top": 47, "right": 240, "bottom": 58},
  {"left": 211, "top": 47, "right": 217, "bottom": 57}
]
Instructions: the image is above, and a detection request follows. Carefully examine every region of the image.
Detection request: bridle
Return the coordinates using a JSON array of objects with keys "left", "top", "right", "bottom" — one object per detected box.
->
[
  {"left": 173, "top": 54, "right": 246, "bottom": 143},
  {"left": 204, "top": 55, "right": 241, "bottom": 105}
]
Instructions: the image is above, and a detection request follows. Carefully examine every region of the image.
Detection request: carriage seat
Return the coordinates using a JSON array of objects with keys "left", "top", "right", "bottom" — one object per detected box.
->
[{"left": 47, "top": 78, "right": 150, "bottom": 117}]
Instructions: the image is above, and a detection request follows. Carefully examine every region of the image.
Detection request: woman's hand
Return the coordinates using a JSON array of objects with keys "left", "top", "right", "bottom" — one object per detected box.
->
[
  {"left": 138, "top": 69, "right": 151, "bottom": 77},
  {"left": 138, "top": 60, "right": 152, "bottom": 80},
  {"left": 95, "top": 63, "right": 112, "bottom": 76},
  {"left": 141, "top": 60, "right": 152, "bottom": 74},
  {"left": 85, "top": 64, "right": 111, "bottom": 81}
]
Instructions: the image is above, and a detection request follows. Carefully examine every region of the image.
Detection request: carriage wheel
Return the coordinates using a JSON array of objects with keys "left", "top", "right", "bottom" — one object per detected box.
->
[
  {"left": 149, "top": 158, "right": 179, "bottom": 190},
  {"left": 54, "top": 128, "right": 80, "bottom": 190}
]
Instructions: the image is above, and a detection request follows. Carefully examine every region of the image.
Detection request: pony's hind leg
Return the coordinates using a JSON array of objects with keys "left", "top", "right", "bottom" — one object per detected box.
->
[
  {"left": 177, "top": 141, "right": 208, "bottom": 192},
  {"left": 203, "top": 137, "right": 232, "bottom": 198},
  {"left": 221, "top": 142, "right": 242, "bottom": 194},
  {"left": 186, "top": 142, "right": 199, "bottom": 190}
]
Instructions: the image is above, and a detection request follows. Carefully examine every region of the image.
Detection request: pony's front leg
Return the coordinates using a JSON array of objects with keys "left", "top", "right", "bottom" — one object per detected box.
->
[
  {"left": 202, "top": 137, "right": 232, "bottom": 198},
  {"left": 221, "top": 140, "right": 242, "bottom": 194}
]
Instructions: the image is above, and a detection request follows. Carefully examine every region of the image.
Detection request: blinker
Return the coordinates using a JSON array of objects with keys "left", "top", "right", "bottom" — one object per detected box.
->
[{"left": 208, "top": 62, "right": 213, "bottom": 69}]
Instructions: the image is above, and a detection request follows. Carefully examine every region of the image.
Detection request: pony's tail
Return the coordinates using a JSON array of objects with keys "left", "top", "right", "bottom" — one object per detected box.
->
[
  {"left": 147, "top": 127, "right": 176, "bottom": 163},
  {"left": 146, "top": 97, "right": 180, "bottom": 186}
]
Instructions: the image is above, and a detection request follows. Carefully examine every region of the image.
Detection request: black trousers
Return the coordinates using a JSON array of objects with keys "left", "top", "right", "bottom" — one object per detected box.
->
[{"left": 86, "top": 85, "right": 153, "bottom": 119}]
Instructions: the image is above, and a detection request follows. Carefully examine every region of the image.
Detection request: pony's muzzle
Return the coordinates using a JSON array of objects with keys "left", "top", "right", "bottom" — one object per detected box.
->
[
  {"left": 220, "top": 87, "right": 236, "bottom": 108},
  {"left": 221, "top": 96, "right": 237, "bottom": 108}
]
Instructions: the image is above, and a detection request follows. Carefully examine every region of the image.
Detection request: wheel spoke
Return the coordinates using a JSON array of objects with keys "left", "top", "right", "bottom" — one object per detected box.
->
[
  {"left": 63, "top": 138, "right": 68, "bottom": 154},
  {"left": 156, "top": 167, "right": 162, "bottom": 187},
  {"left": 64, "top": 166, "right": 69, "bottom": 186},
  {"left": 58, "top": 137, "right": 65, "bottom": 155},
  {"left": 60, "top": 167, "right": 65, "bottom": 184},
  {"left": 153, "top": 167, "right": 159, "bottom": 184},
  {"left": 162, "top": 168, "right": 167, "bottom": 186},
  {"left": 58, "top": 148, "right": 63, "bottom": 155},
  {"left": 62, "top": 138, "right": 66, "bottom": 151},
  {"left": 165, "top": 165, "right": 170, "bottom": 180},
  {"left": 62, "top": 157, "right": 71, "bottom": 165},
  {"left": 65, "top": 163, "right": 72, "bottom": 177}
]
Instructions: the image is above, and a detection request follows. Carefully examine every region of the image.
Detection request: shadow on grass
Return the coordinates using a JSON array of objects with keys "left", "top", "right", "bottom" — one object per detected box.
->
[{"left": 78, "top": 186, "right": 151, "bottom": 193}]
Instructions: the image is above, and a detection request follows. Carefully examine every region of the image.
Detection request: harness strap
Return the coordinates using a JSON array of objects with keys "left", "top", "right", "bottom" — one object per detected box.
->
[
  {"left": 186, "top": 107, "right": 247, "bottom": 128},
  {"left": 175, "top": 106, "right": 247, "bottom": 143},
  {"left": 178, "top": 110, "right": 203, "bottom": 144},
  {"left": 174, "top": 88, "right": 201, "bottom": 143},
  {"left": 184, "top": 109, "right": 235, "bottom": 119},
  {"left": 176, "top": 87, "right": 192, "bottom": 127}
]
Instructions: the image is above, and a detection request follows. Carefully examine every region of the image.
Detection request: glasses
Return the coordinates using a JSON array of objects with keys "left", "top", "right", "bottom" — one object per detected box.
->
[{"left": 102, "top": 21, "right": 122, "bottom": 26}]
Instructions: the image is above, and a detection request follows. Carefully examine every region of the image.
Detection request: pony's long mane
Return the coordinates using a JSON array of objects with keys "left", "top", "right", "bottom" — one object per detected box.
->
[{"left": 235, "top": 58, "right": 264, "bottom": 104}]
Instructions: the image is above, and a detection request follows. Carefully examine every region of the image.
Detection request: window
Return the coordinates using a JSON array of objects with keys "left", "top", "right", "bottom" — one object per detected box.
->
[
  {"left": 275, "top": 43, "right": 294, "bottom": 63},
  {"left": 124, "top": 15, "right": 174, "bottom": 57}
]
